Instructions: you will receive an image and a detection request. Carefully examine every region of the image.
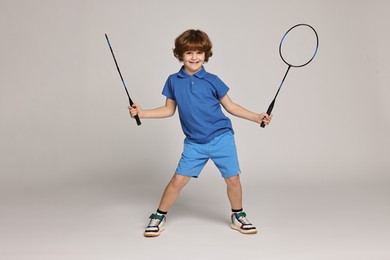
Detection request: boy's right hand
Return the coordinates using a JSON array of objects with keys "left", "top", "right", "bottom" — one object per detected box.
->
[{"left": 128, "top": 103, "right": 142, "bottom": 118}]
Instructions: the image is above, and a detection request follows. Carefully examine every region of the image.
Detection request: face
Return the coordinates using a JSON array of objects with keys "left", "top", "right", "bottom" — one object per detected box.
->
[{"left": 182, "top": 50, "right": 205, "bottom": 75}]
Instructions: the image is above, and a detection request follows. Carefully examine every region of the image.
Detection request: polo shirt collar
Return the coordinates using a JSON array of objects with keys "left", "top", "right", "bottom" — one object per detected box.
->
[{"left": 178, "top": 66, "right": 207, "bottom": 78}]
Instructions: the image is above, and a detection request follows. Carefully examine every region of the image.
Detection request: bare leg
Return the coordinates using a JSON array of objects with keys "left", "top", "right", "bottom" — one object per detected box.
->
[
  {"left": 157, "top": 174, "right": 191, "bottom": 212},
  {"left": 224, "top": 175, "right": 243, "bottom": 210}
]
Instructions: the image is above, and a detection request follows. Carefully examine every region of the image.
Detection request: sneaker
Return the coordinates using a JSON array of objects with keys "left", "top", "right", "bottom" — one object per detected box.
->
[
  {"left": 230, "top": 212, "right": 257, "bottom": 234},
  {"left": 144, "top": 213, "right": 166, "bottom": 237}
]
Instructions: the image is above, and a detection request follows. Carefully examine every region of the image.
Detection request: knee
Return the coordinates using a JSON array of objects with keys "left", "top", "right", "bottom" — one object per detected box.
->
[
  {"left": 169, "top": 174, "right": 190, "bottom": 190},
  {"left": 225, "top": 175, "right": 242, "bottom": 189}
]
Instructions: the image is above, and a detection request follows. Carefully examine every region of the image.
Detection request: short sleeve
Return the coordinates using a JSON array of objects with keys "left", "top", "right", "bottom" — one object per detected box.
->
[
  {"left": 162, "top": 76, "right": 176, "bottom": 100},
  {"left": 213, "top": 76, "right": 229, "bottom": 100}
]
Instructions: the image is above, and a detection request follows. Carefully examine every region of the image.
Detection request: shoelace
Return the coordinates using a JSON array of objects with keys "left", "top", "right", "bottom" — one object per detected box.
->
[
  {"left": 148, "top": 218, "right": 161, "bottom": 227},
  {"left": 234, "top": 212, "right": 252, "bottom": 226},
  {"left": 237, "top": 216, "right": 252, "bottom": 225}
]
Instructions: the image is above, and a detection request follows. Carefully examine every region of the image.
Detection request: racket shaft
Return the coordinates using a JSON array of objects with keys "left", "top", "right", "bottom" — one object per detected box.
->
[
  {"left": 260, "top": 65, "right": 291, "bottom": 128},
  {"left": 105, "top": 34, "right": 141, "bottom": 126}
]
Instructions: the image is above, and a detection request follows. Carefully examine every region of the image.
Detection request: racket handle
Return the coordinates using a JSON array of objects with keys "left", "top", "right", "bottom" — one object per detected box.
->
[
  {"left": 128, "top": 99, "right": 141, "bottom": 126},
  {"left": 260, "top": 99, "right": 275, "bottom": 128},
  {"left": 134, "top": 115, "right": 141, "bottom": 126}
]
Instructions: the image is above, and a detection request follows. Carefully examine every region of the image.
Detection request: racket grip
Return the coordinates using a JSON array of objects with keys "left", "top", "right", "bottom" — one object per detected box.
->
[
  {"left": 128, "top": 99, "right": 141, "bottom": 126},
  {"left": 260, "top": 99, "right": 275, "bottom": 128},
  {"left": 134, "top": 115, "right": 141, "bottom": 126}
]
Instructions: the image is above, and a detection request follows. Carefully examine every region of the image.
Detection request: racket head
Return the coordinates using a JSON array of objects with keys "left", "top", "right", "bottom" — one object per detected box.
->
[{"left": 279, "top": 24, "right": 319, "bottom": 68}]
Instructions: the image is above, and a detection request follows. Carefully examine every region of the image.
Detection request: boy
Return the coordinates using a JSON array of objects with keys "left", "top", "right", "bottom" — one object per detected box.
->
[{"left": 129, "top": 29, "right": 272, "bottom": 237}]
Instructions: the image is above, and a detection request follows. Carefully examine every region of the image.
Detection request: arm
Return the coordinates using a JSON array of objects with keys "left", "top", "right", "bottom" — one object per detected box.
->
[
  {"left": 220, "top": 94, "right": 272, "bottom": 125},
  {"left": 128, "top": 98, "right": 176, "bottom": 119}
]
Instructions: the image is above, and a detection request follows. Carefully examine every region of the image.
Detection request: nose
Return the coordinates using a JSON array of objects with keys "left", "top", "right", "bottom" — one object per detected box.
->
[{"left": 191, "top": 52, "right": 197, "bottom": 59}]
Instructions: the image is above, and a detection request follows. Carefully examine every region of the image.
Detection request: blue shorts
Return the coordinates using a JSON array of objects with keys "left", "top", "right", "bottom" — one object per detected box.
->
[{"left": 175, "top": 131, "right": 241, "bottom": 178}]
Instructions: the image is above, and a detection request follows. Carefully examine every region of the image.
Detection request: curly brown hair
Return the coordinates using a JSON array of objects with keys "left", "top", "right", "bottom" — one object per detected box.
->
[{"left": 173, "top": 29, "right": 213, "bottom": 62}]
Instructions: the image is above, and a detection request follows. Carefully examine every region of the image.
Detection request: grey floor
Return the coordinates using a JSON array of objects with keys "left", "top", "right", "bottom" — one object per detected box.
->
[{"left": 1, "top": 169, "right": 389, "bottom": 260}]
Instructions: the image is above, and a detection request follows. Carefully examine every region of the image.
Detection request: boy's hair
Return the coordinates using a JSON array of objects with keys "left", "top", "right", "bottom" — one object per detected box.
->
[{"left": 173, "top": 29, "right": 213, "bottom": 62}]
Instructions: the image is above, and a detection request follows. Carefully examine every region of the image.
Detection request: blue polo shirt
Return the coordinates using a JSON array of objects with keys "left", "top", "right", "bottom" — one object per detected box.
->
[{"left": 162, "top": 66, "right": 233, "bottom": 143}]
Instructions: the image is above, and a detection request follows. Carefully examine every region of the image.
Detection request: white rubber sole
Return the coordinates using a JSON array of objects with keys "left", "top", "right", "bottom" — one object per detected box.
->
[{"left": 144, "top": 226, "right": 165, "bottom": 237}]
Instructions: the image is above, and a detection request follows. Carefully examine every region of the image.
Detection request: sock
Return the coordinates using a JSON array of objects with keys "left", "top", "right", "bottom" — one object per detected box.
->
[
  {"left": 232, "top": 208, "right": 243, "bottom": 213},
  {"left": 156, "top": 209, "right": 168, "bottom": 215}
]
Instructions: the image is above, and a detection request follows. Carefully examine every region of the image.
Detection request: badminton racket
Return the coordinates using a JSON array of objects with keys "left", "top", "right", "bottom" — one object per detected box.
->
[
  {"left": 261, "top": 24, "right": 319, "bottom": 128},
  {"left": 105, "top": 33, "right": 141, "bottom": 126}
]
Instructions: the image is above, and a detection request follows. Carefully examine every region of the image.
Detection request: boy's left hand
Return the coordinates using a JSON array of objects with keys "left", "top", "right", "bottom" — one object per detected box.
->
[{"left": 259, "top": 112, "right": 272, "bottom": 125}]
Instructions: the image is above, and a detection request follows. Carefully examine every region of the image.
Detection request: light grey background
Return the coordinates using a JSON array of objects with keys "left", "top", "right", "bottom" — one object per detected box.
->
[{"left": 1, "top": 0, "right": 389, "bottom": 259}]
